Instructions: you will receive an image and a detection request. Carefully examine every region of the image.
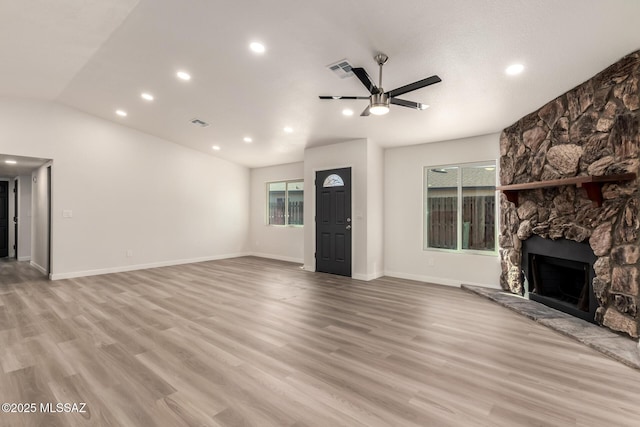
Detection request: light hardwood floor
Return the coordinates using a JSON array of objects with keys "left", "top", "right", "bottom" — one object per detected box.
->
[{"left": 1, "top": 256, "right": 640, "bottom": 427}]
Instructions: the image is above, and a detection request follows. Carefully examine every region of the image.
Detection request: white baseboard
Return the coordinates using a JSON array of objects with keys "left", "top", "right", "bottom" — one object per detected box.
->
[
  {"left": 18, "top": 256, "right": 31, "bottom": 262},
  {"left": 383, "top": 270, "right": 458, "bottom": 286},
  {"left": 248, "top": 252, "right": 304, "bottom": 264},
  {"left": 383, "top": 270, "right": 501, "bottom": 289},
  {"left": 30, "top": 260, "right": 48, "bottom": 275},
  {"left": 352, "top": 271, "right": 384, "bottom": 281},
  {"left": 49, "top": 252, "right": 250, "bottom": 280}
]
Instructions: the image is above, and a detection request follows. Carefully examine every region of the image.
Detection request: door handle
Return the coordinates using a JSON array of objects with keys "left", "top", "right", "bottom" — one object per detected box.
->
[{"left": 346, "top": 225, "right": 352, "bottom": 230}]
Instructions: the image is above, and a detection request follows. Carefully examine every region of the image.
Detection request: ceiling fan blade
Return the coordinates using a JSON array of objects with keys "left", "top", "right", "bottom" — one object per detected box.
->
[
  {"left": 319, "top": 96, "right": 370, "bottom": 100},
  {"left": 360, "top": 105, "right": 371, "bottom": 116},
  {"left": 387, "top": 75, "right": 441, "bottom": 98},
  {"left": 390, "top": 97, "right": 425, "bottom": 110},
  {"left": 351, "top": 67, "right": 379, "bottom": 94}
]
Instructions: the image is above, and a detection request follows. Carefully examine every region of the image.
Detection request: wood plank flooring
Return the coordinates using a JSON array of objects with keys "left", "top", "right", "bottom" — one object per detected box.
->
[{"left": 1, "top": 256, "right": 640, "bottom": 426}]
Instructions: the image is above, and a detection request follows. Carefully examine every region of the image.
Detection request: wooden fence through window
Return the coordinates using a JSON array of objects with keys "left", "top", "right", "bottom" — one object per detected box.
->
[
  {"left": 269, "top": 201, "right": 304, "bottom": 225},
  {"left": 428, "top": 196, "right": 495, "bottom": 250}
]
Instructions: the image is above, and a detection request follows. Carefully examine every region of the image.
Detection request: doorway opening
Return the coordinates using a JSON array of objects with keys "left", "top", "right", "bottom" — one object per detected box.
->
[
  {"left": 0, "top": 180, "right": 7, "bottom": 258},
  {"left": 0, "top": 154, "right": 52, "bottom": 277}
]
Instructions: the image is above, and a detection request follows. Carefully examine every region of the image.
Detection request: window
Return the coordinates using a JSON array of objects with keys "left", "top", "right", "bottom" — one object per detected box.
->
[
  {"left": 424, "top": 162, "right": 496, "bottom": 252},
  {"left": 323, "top": 174, "right": 344, "bottom": 187},
  {"left": 267, "top": 180, "right": 304, "bottom": 226}
]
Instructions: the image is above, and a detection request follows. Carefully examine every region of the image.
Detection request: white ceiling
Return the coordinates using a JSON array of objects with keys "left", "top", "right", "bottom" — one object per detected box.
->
[{"left": 2, "top": 0, "right": 640, "bottom": 168}]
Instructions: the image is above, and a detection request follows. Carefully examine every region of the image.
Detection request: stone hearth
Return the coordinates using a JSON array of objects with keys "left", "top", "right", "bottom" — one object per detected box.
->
[{"left": 499, "top": 50, "right": 640, "bottom": 338}]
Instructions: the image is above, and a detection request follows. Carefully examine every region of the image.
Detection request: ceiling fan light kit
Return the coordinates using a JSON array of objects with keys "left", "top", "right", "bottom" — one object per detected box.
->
[
  {"left": 369, "top": 92, "right": 390, "bottom": 115},
  {"left": 320, "top": 53, "right": 441, "bottom": 116}
]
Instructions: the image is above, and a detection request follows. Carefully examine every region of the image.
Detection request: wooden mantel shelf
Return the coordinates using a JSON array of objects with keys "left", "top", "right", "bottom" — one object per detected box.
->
[{"left": 497, "top": 173, "right": 637, "bottom": 207}]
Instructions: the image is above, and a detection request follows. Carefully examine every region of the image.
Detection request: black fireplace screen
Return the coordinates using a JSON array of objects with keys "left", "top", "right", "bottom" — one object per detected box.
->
[
  {"left": 522, "top": 236, "right": 597, "bottom": 323},
  {"left": 530, "top": 254, "right": 590, "bottom": 312}
]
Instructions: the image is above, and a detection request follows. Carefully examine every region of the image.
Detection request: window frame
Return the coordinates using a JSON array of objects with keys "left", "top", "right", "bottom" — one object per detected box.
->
[
  {"left": 423, "top": 160, "right": 498, "bottom": 256},
  {"left": 266, "top": 179, "right": 304, "bottom": 227}
]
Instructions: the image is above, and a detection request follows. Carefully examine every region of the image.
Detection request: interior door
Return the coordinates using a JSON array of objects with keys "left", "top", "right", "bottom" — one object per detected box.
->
[
  {"left": 315, "top": 168, "right": 352, "bottom": 276},
  {"left": 0, "top": 181, "right": 8, "bottom": 258}
]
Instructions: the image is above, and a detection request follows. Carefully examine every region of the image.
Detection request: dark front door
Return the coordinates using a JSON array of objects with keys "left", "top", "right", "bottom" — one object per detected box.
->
[
  {"left": 0, "top": 181, "right": 8, "bottom": 257},
  {"left": 315, "top": 168, "right": 352, "bottom": 276}
]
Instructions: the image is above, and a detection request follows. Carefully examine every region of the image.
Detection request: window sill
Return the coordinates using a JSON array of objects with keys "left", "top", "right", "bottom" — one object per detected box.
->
[{"left": 423, "top": 247, "right": 498, "bottom": 257}]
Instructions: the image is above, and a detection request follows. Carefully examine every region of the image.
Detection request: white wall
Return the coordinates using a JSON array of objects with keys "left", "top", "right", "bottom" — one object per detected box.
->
[
  {"left": 384, "top": 133, "right": 502, "bottom": 288},
  {"left": 31, "top": 164, "right": 50, "bottom": 274},
  {"left": 17, "top": 175, "right": 32, "bottom": 261},
  {"left": 304, "top": 139, "right": 383, "bottom": 280},
  {"left": 0, "top": 96, "right": 502, "bottom": 286},
  {"left": 249, "top": 162, "right": 304, "bottom": 263},
  {"left": 366, "top": 141, "right": 384, "bottom": 279},
  {"left": 0, "top": 98, "right": 250, "bottom": 279}
]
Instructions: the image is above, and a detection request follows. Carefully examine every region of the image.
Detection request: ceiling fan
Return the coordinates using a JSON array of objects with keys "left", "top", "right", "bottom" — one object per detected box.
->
[{"left": 319, "top": 53, "right": 441, "bottom": 116}]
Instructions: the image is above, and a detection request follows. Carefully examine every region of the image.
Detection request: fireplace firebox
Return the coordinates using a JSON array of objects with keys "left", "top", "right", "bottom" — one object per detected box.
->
[{"left": 522, "top": 236, "right": 597, "bottom": 323}]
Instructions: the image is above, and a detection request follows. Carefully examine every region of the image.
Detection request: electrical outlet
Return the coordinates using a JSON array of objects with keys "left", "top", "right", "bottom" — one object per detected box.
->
[
  {"left": 126, "top": 249, "right": 133, "bottom": 257},
  {"left": 427, "top": 258, "right": 435, "bottom": 267}
]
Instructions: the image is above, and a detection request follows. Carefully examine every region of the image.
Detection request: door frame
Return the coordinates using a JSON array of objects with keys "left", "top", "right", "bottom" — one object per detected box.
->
[
  {"left": 24, "top": 160, "right": 53, "bottom": 278},
  {"left": 47, "top": 165, "right": 52, "bottom": 277},
  {"left": 314, "top": 166, "right": 353, "bottom": 277},
  {"left": 13, "top": 178, "right": 18, "bottom": 259}
]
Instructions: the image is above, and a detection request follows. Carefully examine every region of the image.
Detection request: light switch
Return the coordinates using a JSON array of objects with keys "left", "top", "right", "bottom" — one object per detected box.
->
[{"left": 63, "top": 210, "right": 73, "bottom": 218}]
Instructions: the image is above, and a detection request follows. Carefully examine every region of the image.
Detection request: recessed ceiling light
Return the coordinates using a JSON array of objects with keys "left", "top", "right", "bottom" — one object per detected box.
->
[
  {"left": 249, "top": 42, "right": 266, "bottom": 54},
  {"left": 141, "top": 93, "right": 154, "bottom": 101},
  {"left": 342, "top": 108, "right": 354, "bottom": 116},
  {"left": 505, "top": 63, "right": 524, "bottom": 75},
  {"left": 116, "top": 110, "right": 127, "bottom": 117},
  {"left": 243, "top": 137, "right": 253, "bottom": 143},
  {"left": 177, "top": 71, "right": 191, "bottom": 81},
  {"left": 283, "top": 126, "right": 293, "bottom": 133},
  {"left": 212, "top": 145, "right": 221, "bottom": 151},
  {"left": 5, "top": 160, "right": 17, "bottom": 164}
]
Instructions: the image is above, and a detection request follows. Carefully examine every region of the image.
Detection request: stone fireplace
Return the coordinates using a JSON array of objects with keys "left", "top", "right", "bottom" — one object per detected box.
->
[{"left": 499, "top": 50, "right": 640, "bottom": 338}]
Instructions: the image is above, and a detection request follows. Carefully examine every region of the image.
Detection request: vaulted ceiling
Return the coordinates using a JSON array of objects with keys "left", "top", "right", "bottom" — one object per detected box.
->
[{"left": 2, "top": 0, "right": 640, "bottom": 168}]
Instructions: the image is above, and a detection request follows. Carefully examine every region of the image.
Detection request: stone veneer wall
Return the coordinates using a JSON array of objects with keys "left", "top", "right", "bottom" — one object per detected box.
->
[{"left": 499, "top": 51, "right": 640, "bottom": 338}]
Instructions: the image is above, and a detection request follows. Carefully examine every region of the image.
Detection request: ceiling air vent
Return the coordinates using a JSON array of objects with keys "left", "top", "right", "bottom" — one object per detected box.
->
[
  {"left": 190, "top": 118, "right": 210, "bottom": 128},
  {"left": 327, "top": 59, "right": 354, "bottom": 79}
]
